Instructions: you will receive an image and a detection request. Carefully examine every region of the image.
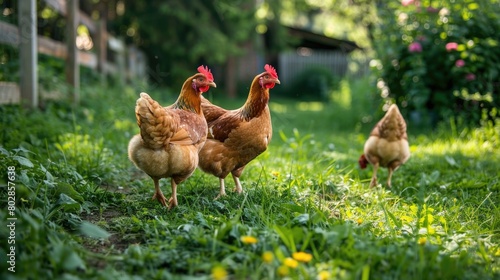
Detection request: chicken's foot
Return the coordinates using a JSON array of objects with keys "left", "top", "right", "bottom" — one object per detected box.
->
[{"left": 151, "top": 178, "right": 167, "bottom": 207}]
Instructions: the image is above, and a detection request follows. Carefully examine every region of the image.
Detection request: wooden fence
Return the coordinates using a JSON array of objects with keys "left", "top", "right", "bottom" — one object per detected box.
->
[{"left": 0, "top": 0, "right": 146, "bottom": 107}]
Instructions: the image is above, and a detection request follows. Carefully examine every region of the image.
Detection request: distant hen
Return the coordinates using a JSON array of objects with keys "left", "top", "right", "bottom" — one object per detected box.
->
[{"left": 359, "top": 104, "right": 410, "bottom": 187}]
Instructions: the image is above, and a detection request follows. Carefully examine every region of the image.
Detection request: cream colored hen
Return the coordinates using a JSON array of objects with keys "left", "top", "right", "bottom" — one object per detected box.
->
[
  {"left": 128, "top": 66, "right": 216, "bottom": 209},
  {"left": 359, "top": 104, "right": 410, "bottom": 187}
]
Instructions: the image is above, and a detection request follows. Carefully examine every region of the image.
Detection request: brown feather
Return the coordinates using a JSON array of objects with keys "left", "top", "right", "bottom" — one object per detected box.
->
[
  {"left": 202, "top": 73, "right": 270, "bottom": 143},
  {"left": 135, "top": 92, "right": 181, "bottom": 149},
  {"left": 198, "top": 71, "right": 276, "bottom": 179},
  {"left": 201, "top": 97, "right": 227, "bottom": 123}
]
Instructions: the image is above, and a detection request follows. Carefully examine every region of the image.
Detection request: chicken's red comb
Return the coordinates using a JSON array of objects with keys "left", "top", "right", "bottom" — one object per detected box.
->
[
  {"left": 264, "top": 64, "right": 278, "bottom": 79},
  {"left": 197, "top": 65, "right": 214, "bottom": 82}
]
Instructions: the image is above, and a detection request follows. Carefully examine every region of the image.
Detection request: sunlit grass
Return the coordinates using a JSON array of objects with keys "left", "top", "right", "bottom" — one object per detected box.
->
[{"left": 0, "top": 77, "right": 498, "bottom": 279}]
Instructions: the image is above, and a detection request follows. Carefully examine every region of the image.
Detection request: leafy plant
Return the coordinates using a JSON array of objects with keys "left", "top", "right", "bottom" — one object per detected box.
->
[{"left": 373, "top": 0, "right": 500, "bottom": 126}]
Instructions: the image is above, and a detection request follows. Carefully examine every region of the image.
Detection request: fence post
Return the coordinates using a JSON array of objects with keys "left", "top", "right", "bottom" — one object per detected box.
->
[
  {"left": 18, "top": 0, "right": 38, "bottom": 108},
  {"left": 95, "top": 2, "right": 107, "bottom": 84},
  {"left": 66, "top": 0, "right": 79, "bottom": 106}
]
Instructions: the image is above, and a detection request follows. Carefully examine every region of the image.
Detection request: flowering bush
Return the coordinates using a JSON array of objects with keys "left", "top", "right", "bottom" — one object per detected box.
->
[{"left": 373, "top": 0, "right": 500, "bottom": 126}]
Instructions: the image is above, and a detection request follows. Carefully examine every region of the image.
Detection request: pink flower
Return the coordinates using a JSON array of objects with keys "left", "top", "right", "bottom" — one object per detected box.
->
[
  {"left": 426, "top": 7, "right": 440, "bottom": 13},
  {"left": 455, "top": 59, "right": 465, "bottom": 67},
  {"left": 408, "top": 42, "right": 422, "bottom": 53},
  {"left": 465, "top": 73, "right": 476, "bottom": 81},
  {"left": 402, "top": 0, "right": 415, "bottom": 6},
  {"left": 446, "top": 42, "right": 458, "bottom": 52}
]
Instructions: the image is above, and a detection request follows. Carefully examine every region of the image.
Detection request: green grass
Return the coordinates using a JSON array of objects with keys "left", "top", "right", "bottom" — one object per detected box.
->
[{"left": 0, "top": 77, "right": 499, "bottom": 279}]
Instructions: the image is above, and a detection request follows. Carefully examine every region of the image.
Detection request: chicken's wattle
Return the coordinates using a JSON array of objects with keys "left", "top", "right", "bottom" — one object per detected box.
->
[{"left": 198, "top": 85, "right": 210, "bottom": 93}]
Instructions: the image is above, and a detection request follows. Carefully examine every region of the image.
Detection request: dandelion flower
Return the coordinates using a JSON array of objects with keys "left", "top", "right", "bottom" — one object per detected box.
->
[
  {"left": 277, "top": 265, "right": 290, "bottom": 277},
  {"left": 357, "top": 218, "right": 363, "bottom": 225},
  {"left": 272, "top": 171, "right": 280, "bottom": 177},
  {"left": 318, "top": 271, "right": 331, "bottom": 280},
  {"left": 211, "top": 266, "right": 227, "bottom": 280},
  {"left": 284, "top": 257, "right": 299, "bottom": 268},
  {"left": 240, "top": 235, "right": 258, "bottom": 245},
  {"left": 292, "top": 252, "right": 313, "bottom": 263},
  {"left": 262, "top": 251, "right": 274, "bottom": 264},
  {"left": 418, "top": 237, "right": 427, "bottom": 245}
]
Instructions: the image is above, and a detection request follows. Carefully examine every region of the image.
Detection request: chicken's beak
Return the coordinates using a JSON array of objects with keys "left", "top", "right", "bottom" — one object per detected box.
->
[
  {"left": 209, "top": 81, "right": 217, "bottom": 88},
  {"left": 274, "top": 78, "right": 281, "bottom": 85}
]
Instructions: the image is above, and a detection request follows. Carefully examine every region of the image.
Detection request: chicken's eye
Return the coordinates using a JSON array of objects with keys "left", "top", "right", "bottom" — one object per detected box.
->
[
  {"left": 198, "top": 77, "right": 204, "bottom": 82},
  {"left": 265, "top": 75, "right": 270, "bottom": 79}
]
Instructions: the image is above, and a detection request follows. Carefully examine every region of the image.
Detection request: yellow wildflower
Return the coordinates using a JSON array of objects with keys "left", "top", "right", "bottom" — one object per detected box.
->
[
  {"left": 357, "top": 218, "right": 363, "bottom": 225},
  {"left": 418, "top": 237, "right": 427, "bottom": 245},
  {"left": 401, "top": 215, "right": 413, "bottom": 223},
  {"left": 292, "top": 251, "right": 313, "bottom": 263},
  {"left": 318, "top": 271, "right": 331, "bottom": 280},
  {"left": 240, "top": 235, "right": 258, "bottom": 245},
  {"left": 211, "top": 265, "right": 227, "bottom": 280},
  {"left": 277, "top": 265, "right": 289, "bottom": 277},
  {"left": 495, "top": 248, "right": 500, "bottom": 257},
  {"left": 262, "top": 251, "right": 274, "bottom": 264},
  {"left": 284, "top": 257, "right": 299, "bottom": 268}
]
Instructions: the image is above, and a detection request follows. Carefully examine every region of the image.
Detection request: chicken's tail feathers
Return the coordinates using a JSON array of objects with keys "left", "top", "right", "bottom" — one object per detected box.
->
[
  {"left": 385, "top": 104, "right": 408, "bottom": 139},
  {"left": 135, "top": 92, "right": 177, "bottom": 149},
  {"left": 358, "top": 154, "right": 369, "bottom": 169},
  {"left": 135, "top": 92, "right": 159, "bottom": 124}
]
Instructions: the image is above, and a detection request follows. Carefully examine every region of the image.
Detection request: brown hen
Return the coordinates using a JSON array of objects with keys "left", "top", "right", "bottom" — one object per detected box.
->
[
  {"left": 198, "top": 64, "right": 280, "bottom": 198},
  {"left": 359, "top": 104, "right": 410, "bottom": 187},
  {"left": 128, "top": 66, "right": 216, "bottom": 209}
]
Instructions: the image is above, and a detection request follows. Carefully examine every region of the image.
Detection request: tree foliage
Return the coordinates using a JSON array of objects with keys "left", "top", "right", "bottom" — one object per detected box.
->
[{"left": 109, "top": 0, "right": 257, "bottom": 86}]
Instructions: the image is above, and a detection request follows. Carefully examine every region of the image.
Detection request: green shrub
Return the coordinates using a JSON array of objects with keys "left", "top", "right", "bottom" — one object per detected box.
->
[
  {"left": 373, "top": 0, "right": 500, "bottom": 126},
  {"left": 282, "top": 67, "right": 340, "bottom": 101}
]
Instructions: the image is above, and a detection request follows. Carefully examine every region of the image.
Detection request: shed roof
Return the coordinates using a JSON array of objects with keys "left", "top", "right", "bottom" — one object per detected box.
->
[{"left": 285, "top": 26, "right": 360, "bottom": 53}]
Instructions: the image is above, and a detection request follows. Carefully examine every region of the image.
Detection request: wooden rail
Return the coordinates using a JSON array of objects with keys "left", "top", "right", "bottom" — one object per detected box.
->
[{"left": 0, "top": 0, "right": 145, "bottom": 107}]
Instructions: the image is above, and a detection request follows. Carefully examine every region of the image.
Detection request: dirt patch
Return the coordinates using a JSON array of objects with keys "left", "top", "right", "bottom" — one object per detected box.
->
[{"left": 80, "top": 208, "right": 140, "bottom": 269}]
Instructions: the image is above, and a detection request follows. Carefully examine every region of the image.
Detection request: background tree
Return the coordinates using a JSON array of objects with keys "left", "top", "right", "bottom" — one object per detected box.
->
[{"left": 109, "top": 0, "right": 257, "bottom": 90}]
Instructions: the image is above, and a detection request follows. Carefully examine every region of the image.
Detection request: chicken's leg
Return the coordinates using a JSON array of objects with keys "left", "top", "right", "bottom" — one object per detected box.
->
[
  {"left": 168, "top": 178, "right": 178, "bottom": 210},
  {"left": 151, "top": 178, "right": 167, "bottom": 207},
  {"left": 369, "top": 163, "right": 379, "bottom": 188},
  {"left": 387, "top": 160, "right": 401, "bottom": 188},
  {"left": 232, "top": 175, "right": 243, "bottom": 194},
  {"left": 387, "top": 168, "right": 394, "bottom": 188},
  {"left": 215, "top": 178, "right": 226, "bottom": 199}
]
